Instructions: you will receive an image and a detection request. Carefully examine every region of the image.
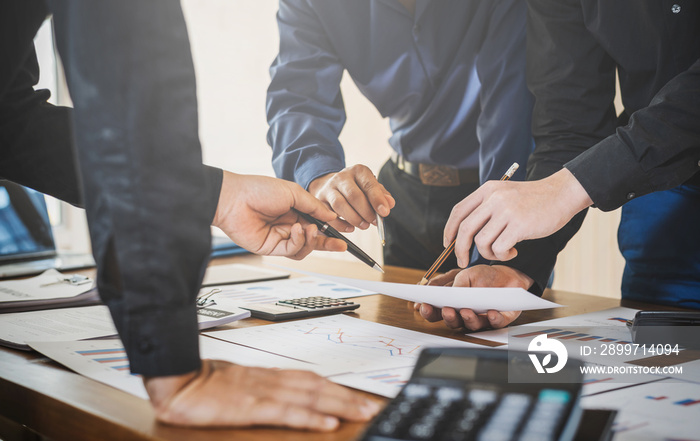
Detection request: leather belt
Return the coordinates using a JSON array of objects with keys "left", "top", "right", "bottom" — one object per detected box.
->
[{"left": 391, "top": 153, "right": 479, "bottom": 187}]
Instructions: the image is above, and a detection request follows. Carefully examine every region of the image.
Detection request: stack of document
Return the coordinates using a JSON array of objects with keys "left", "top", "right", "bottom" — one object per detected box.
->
[
  {"left": 0, "top": 269, "right": 99, "bottom": 313},
  {"left": 0, "top": 298, "right": 251, "bottom": 351}
]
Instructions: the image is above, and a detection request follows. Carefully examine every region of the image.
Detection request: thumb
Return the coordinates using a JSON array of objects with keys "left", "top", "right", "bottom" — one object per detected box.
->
[{"left": 289, "top": 183, "right": 337, "bottom": 223}]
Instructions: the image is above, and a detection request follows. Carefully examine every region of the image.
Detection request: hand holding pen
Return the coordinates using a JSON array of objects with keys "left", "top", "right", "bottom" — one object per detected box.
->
[
  {"left": 307, "top": 165, "right": 395, "bottom": 233},
  {"left": 212, "top": 173, "right": 347, "bottom": 260},
  {"left": 419, "top": 163, "right": 520, "bottom": 285},
  {"left": 443, "top": 165, "right": 592, "bottom": 265},
  {"left": 293, "top": 208, "right": 384, "bottom": 273}
]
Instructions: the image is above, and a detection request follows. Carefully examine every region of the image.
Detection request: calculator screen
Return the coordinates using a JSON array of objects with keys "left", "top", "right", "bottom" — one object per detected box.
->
[{"left": 415, "top": 353, "right": 507, "bottom": 382}]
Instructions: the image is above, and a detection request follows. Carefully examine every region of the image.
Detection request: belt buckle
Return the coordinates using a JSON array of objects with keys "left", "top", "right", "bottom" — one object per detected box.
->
[{"left": 418, "top": 164, "right": 460, "bottom": 186}]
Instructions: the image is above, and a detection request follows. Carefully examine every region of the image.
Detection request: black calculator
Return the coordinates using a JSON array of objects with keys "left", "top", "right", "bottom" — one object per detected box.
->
[
  {"left": 360, "top": 347, "right": 585, "bottom": 441},
  {"left": 241, "top": 296, "right": 360, "bottom": 321}
]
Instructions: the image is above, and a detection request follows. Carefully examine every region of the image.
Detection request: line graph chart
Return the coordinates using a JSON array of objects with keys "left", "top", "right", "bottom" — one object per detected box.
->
[{"left": 205, "top": 315, "right": 481, "bottom": 374}]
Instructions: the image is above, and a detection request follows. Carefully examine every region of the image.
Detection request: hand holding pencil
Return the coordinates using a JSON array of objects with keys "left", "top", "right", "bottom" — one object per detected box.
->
[
  {"left": 443, "top": 166, "right": 592, "bottom": 266},
  {"left": 419, "top": 163, "right": 519, "bottom": 285},
  {"left": 413, "top": 162, "right": 540, "bottom": 332}
]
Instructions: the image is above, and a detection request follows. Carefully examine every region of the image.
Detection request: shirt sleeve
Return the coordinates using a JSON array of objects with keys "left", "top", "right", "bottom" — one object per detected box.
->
[
  {"left": 51, "top": 1, "right": 215, "bottom": 377},
  {"left": 566, "top": 57, "right": 700, "bottom": 211},
  {"left": 495, "top": 0, "right": 618, "bottom": 295},
  {"left": 266, "top": 0, "right": 347, "bottom": 190},
  {"left": 474, "top": 0, "right": 534, "bottom": 185}
]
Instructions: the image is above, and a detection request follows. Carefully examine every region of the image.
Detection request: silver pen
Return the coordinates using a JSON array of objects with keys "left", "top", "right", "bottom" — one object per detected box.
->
[{"left": 376, "top": 212, "right": 386, "bottom": 247}]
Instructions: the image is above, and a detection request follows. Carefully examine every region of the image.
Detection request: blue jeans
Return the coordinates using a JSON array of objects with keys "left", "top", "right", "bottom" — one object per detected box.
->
[{"left": 619, "top": 184, "right": 700, "bottom": 309}]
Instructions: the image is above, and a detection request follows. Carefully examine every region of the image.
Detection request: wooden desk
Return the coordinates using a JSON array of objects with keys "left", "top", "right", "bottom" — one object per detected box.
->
[{"left": 0, "top": 254, "right": 650, "bottom": 441}]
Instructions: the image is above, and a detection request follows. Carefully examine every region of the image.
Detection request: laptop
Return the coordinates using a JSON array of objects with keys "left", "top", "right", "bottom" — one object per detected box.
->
[{"left": 0, "top": 181, "right": 95, "bottom": 279}]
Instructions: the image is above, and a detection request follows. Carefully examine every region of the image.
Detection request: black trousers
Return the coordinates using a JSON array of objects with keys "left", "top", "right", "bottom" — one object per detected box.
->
[{"left": 378, "top": 159, "right": 483, "bottom": 271}]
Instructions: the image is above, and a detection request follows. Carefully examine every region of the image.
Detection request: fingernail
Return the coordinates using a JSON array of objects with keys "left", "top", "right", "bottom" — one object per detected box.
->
[
  {"left": 457, "top": 258, "right": 464, "bottom": 268},
  {"left": 362, "top": 400, "right": 381, "bottom": 417},
  {"left": 323, "top": 416, "right": 339, "bottom": 429},
  {"left": 345, "top": 226, "right": 354, "bottom": 232},
  {"left": 360, "top": 222, "right": 370, "bottom": 229},
  {"left": 378, "top": 204, "right": 389, "bottom": 217}
]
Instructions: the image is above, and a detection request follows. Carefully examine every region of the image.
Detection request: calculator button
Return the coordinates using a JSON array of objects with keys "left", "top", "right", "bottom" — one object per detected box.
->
[
  {"left": 397, "top": 400, "right": 414, "bottom": 414},
  {"left": 403, "top": 384, "right": 431, "bottom": 399},
  {"left": 408, "top": 422, "right": 436, "bottom": 439},
  {"left": 468, "top": 389, "right": 498, "bottom": 406},
  {"left": 377, "top": 420, "right": 398, "bottom": 436},
  {"left": 478, "top": 393, "right": 532, "bottom": 441},
  {"left": 436, "top": 386, "right": 465, "bottom": 403},
  {"left": 538, "top": 389, "right": 570, "bottom": 404}
]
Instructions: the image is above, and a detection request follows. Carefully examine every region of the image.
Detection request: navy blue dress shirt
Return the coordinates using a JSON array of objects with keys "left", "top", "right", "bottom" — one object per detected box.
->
[{"left": 267, "top": 0, "right": 534, "bottom": 190}]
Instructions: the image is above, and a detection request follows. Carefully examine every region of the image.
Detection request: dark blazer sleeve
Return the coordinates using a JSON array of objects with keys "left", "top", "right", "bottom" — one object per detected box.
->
[
  {"left": 566, "top": 58, "right": 700, "bottom": 211},
  {"left": 51, "top": 1, "right": 217, "bottom": 377},
  {"left": 0, "top": 1, "right": 83, "bottom": 206}
]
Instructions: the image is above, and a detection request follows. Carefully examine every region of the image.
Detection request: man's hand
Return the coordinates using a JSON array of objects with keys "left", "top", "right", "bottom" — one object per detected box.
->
[
  {"left": 213, "top": 171, "right": 347, "bottom": 259},
  {"left": 444, "top": 168, "right": 593, "bottom": 266},
  {"left": 308, "top": 165, "right": 395, "bottom": 232},
  {"left": 414, "top": 265, "right": 533, "bottom": 331},
  {"left": 145, "top": 360, "right": 381, "bottom": 431}
]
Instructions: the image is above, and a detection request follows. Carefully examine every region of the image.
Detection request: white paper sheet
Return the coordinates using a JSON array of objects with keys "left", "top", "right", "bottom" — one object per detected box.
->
[
  {"left": 203, "top": 276, "right": 376, "bottom": 306},
  {"left": 581, "top": 378, "right": 700, "bottom": 441},
  {"left": 0, "top": 305, "right": 117, "bottom": 350},
  {"left": 205, "top": 314, "right": 484, "bottom": 377},
  {"left": 1, "top": 301, "right": 250, "bottom": 350},
  {"left": 29, "top": 336, "right": 339, "bottom": 400},
  {"left": 328, "top": 366, "right": 415, "bottom": 398},
  {"left": 0, "top": 269, "right": 97, "bottom": 312},
  {"left": 470, "top": 307, "right": 641, "bottom": 346},
  {"left": 273, "top": 267, "right": 560, "bottom": 313},
  {"left": 201, "top": 263, "right": 289, "bottom": 287}
]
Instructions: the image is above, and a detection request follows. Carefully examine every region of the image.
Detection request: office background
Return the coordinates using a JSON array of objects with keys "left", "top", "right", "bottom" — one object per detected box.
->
[{"left": 33, "top": 1, "right": 625, "bottom": 299}]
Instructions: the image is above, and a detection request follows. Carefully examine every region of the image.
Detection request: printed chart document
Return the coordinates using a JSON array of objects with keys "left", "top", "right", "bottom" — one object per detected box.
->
[
  {"left": 0, "top": 269, "right": 98, "bottom": 312},
  {"left": 470, "top": 306, "right": 641, "bottom": 346},
  {"left": 472, "top": 307, "right": 696, "bottom": 396},
  {"left": 273, "top": 267, "right": 560, "bottom": 312},
  {"left": 0, "top": 305, "right": 116, "bottom": 350},
  {"left": 200, "top": 276, "right": 376, "bottom": 306},
  {"left": 205, "top": 314, "right": 485, "bottom": 397},
  {"left": 0, "top": 300, "right": 250, "bottom": 350},
  {"left": 581, "top": 378, "right": 700, "bottom": 441},
  {"left": 29, "top": 336, "right": 338, "bottom": 400}
]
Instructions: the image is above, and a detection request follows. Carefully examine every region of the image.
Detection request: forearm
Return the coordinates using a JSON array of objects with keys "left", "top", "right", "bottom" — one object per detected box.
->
[
  {"left": 266, "top": 0, "right": 347, "bottom": 188},
  {"left": 566, "top": 58, "right": 700, "bottom": 211}
]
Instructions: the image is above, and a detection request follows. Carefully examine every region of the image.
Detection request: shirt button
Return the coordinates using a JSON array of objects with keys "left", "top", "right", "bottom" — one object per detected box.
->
[
  {"left": 697, "top": 159, "right": 700, "bottom": 167},
  {"left": 671, "top": 4, "right": 681, "bottom": 13},
  {"left": 627, "top": 192, "right": 636, "bottom": 200}
]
